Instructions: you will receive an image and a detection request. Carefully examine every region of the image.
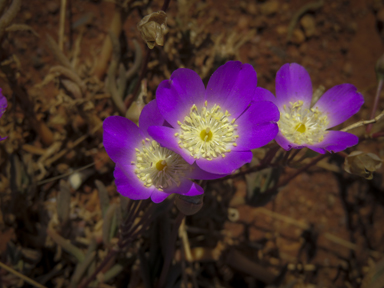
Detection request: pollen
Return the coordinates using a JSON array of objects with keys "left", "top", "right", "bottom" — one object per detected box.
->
[
  {"left": 176, "top": 102, "right": 239, "bottom": 160},
  {"left": 278, "top": 100, "right": 329, "bottom": 145},
  {"left": 133, "top": 138, "right": 191, "bottom": 190}
]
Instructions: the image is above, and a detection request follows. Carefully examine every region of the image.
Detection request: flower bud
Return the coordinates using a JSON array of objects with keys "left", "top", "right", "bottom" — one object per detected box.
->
[
  {"left": 137, "top": 11, "right": 167, "bottom": 49},
  {"left": 344, "top": 151, "right": 382, "bottom": 180},
  {"left": 175, "top": 194, "right": 203, "bottom": 216}
]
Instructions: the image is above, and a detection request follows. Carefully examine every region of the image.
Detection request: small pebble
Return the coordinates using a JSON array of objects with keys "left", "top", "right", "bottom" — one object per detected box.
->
[
  {"left": 291, "top": 29, "right": 305, "bottom": 44},
  {"left": 47, "top": 1, "right": 60, "bottom": 14},
  {"left": 300, "top": 14, "right": 316, "bottom": 37},
  {"left": 260, "top": 1, "right": 279, "bottom": 16}
]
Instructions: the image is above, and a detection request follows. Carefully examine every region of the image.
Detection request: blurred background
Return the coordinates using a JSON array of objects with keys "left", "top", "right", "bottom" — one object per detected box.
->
[{"left": 0, "top": 0, "right": 384, "bottom": 287}]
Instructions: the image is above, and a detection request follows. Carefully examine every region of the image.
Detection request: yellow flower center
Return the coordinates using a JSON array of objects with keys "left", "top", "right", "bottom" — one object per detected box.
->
[
  {"left": 278, "top": 100, "right": 329, "bottom": 145},
  {"left": 155, "top": 160, "right": 167, "bottom": 171},
  {"left": 175, "top": 101, "right": 239, "bottom": 160},
  {"left": 132, "top": 139, "right": 191, "bottom": 190}
]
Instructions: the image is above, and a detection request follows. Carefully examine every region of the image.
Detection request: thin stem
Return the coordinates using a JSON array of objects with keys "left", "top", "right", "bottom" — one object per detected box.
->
[
  {"left": 366, "top": 79, "right": 383, "bottom": 134},
  {"left": 0, "top": 261, "right": 47, "bottom": 288},
  {"left": 287, "top": 149, "right": 301, "bottom": 164},
  {"left": 77, "top": 249, "right": 118, "bottom": 288},
  {"left": 125, "top": 48, "right": 150, "bottom": 109},
  {"left": 372, "top": 131, "right": 384, "bottom": 138},
  {"left": 156, "top": 212, "right": 185, "bottom": 288},
  {"left": 215, "top": 146, "right": 281, "bottom": 181},
  {"left": 282, "top": 149, "right": 291, "bottom": 165},
  {"left": 263, "top": 154, "right": 328, "bottom": 195},
  {"left": 161, "top": 0, "right": 171, "bottom": 11},
  {"left": 126, "top": 0, "right": 172, "bottom": 109},
  {"left": 0, "top": 0, "right": 21, "bottom": 40},
  {"left": 58, "top": 0, "right": 67, "bottom": 51}
]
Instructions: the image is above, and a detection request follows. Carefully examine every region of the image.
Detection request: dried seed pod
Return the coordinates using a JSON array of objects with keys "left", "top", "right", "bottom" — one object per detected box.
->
[
  {"left": 137, "top": 11, "right": 167, "bottom": 49},
  {"left": 175, "top": 194, "right": 203, "bottom": 216},
  {"left": 344, "top": 151, "right": 382, "bottom": 180}
]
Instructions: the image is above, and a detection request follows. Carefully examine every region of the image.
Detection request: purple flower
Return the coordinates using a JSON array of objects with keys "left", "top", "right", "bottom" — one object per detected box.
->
[
  {"left": 147, "top": 61, "right": 280, "bottom": 175},
  {"left": 103, "top": 100, "right": 221, "bottom": 203},
  {"left": 256, "top": 63, "right": 364, "bottom": 154},
  {"left": 0, "top": 88, "right": 8, "bottom": 141}
]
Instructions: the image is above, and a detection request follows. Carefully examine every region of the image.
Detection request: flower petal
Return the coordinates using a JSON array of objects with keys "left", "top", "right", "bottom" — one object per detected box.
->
[
  {"left": 275, "top": 63, "right": 313, "bottom": 109},
  {"left": 275, "top": 132, "right": 299, "bottom": 151},
  {"left": 234, "top": 101, "right": 279, "bottom": 151},
  {"left": 139, "top": 99, "right": 165, "bottom": 135},
  {"left": 114, "top": 164, "right": 153, "bottom": 200},
  {"left": 103, "top": 116, "right": 144, "bottom": 164},
  {"left": 163, "top": 178, "right": 194, "bottom": 195},
  {"left": 188, "top": 163, "right": 226, "bottom": 180},
  {"left": 156, "top": 68, "right": 205, "bottom": 127},
  {"left": 205, "top": 61, "right": 257, "bottom": 118},
  {"left": 196, "top": 151, "right": 253, "bottom": 174},
  {"left": 183, "top": 182, "right": 204, "bottom": 197},
  {"left": 253, "top": 87, "right": 277, "bottom": 103},
  {"left": 0, "top": 89, "right": 7, "bottom": 119},
  {"left": 313, "top": 84, "right": 364, "bottom": 128},
  {"left": 148, "top": 126, "right": 196, "bottom": 165},
  {"left": 306, "top": 130, "right": 359, "bottom": 154},
  {"left": 150, "top": 189, "right": 170, "bottom": 203}
]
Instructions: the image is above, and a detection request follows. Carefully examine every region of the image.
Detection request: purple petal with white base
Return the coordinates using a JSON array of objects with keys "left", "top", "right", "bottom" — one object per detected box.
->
[
  {"left": 103, "top": 116, "right": 144, "bottom": 164},
  {"left": 156, "top": 69, "right": 205, "bottom": 127},
  {"left": 206, "top": 61, "right": 257, "bottom": 118},
  {"left": 306, "top": 131, "right": 359, "bottom": 154},
  {"left": 148, "top": 125, "right": 195, "bottom": 165},
  {"left": 234, "top": 101, "right": 279, "bottom": 151},
  {"left": 275, "top": 63, "right": 313, "bottom": 109},
  {"left": 114, "top": 165, "right": 154, "bottom": 200},
  {"left": 275, "top": 132, "right": 302, "bottom": 151},
  {"left": 139, "top": 99, "right": 165, "bottom": 136},
  {"left": 313, "top": 84, "right": 364, "bottom": 128},
  {"left": 271, "top": 63, "right": 364, "bottom": 154},
  {"left": 196, "top": 151, "right": 253, "bottom": 174}
]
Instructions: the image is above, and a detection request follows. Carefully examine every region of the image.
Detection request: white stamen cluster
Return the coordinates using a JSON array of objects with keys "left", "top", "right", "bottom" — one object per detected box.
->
[
  {"left": 175, "top": 101, "right": 239, "bottom": 160},
  {"left": 278, "top": 100, "right": 329, "bottom": 145},
  {"left": 132, "top": 138, "right": 191, "bottom": 190}
]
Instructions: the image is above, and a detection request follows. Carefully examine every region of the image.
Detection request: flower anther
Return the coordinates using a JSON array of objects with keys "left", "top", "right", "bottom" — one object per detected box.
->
[
  {"left": 175, "top": 101, "right": 239, "bottom": 160},
  {"left": 278, "top": 100, "right": 329, "bottom": 145},
  {"left": 132, "top": 138, "right": 191, "bottom": 190}
]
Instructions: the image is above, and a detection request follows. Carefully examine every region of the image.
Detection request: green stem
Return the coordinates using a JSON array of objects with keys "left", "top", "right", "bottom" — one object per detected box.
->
[{"left": 156, "top": 212, "right": 185, "bottom": 288}]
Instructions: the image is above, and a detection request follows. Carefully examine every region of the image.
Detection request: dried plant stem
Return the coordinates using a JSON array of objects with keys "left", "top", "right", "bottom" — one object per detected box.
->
[
  {"left": 59, "top": 0, "right": 67, "bottom": 51},
  {"left": 126, "top": 47, "right": 150, "bottom": 109},
  {"left": 94, "top": 7, "right": 123, "bottom": 79},
  {"left": 0, "top": 261, "right": 47, "bottom": 288},
  {"left": 342, "top": 109, "right": 384, "bottom": 132},
  {"left": 263, "top": 154, "right": 328, "bottom": 195},
  {"left": 372, "top": 131, "right": 384, "bottom": 138},
  {"left": 0, "top": 0, "right": 21, "bottom": 40},
  {"left": 286, "top": 0, "right": 324, "bottom": 42},
  {"left": 287, "top": 149, "right": 301, "bottom": 164},
  {"left": 79, "top": 201, "right": 158, "bottom": 288},
  {"left": 366, "top": 79, "right": 383, "bottom": 134},
  {"left": 225, "top": 249, "right": 275, "bottom": 284},
  {"left": 46, "top": 34, "right": 75, "bottom": 73},
  {"left": 78, "top": 248, "right": 118, "bottom": 288},
  {"left": 128, "top": 0, "right": 172, "bottom": 108},
  {"left": 217, "top": 146, "right": 281, "bottom": 181},
  {"left": 157, "top": 212, "right": 185, "bottom": 288}
]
